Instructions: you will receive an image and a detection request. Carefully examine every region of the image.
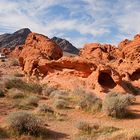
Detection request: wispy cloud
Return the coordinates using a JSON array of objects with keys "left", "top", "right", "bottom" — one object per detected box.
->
[{"left": 0, "top": 0, "right": 140, "bottom": 47}]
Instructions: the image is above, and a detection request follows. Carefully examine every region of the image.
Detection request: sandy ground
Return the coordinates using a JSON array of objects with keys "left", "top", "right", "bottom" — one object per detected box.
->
[{"left": 0, "top": 59, "right": 140, "bottom": 140}]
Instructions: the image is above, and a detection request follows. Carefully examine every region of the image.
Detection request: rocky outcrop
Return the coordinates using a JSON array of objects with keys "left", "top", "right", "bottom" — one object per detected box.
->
[
  {"left": 17, "top": 31, "right": 140, "bottom": 95},
  {"left": 80, "top": 43, "right": 122, "bottom": 62},
  {"left": 0, "top": 28, "right": 31, "bottom": 48},
  {"left": 18, "top": 32, "right": 125, "bottom": 95},
  {"left": 111, "top": 34, "right": 140, "bottom": 82},
  {"left": 52, "top": 37, "right": 79, "bottom": 54},
  {"left": 19, "top": 33, "right": 63, "bottom": 77}
]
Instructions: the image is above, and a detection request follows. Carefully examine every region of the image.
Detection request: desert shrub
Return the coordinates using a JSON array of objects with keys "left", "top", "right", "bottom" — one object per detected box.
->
[
  {"left": 106, "top": 129, "right": 140, "bottom": 140},
  {"left": 42, "top": 86, "right": 57, "bottom": 96},
  {"left": 103, "top": 92, "right": 135, "bottom": 118},
  {"left": 7, "top": 89, "right": 25, "bottom": 99},
  {"left": 0, "top": 89, "right": 5, "bottom": 97},
  {"left": 10, "top": 59, "right": 19, "bottom": 66},
  {"left": 14, "top": 72, "right": 24, "bottom": 77},
  {"left": 50, "top": 89, "right": 69, "bottom": 98},
  {"left": 4, "top": 78, "right": 42, "bottom": 94},
  {"left": 0, "top": 127, "right": 9, "bottom": 138},
  {"left": 6, "top": 111, "right": 42, "bottom": 135},
  {"left": 38, "top": 104, "right": 54, "bottom": 114},
  {"left": 73, "top": 87, "right": 86, "bottom": 95},
  {"left": 76, "top": 121, "right": 92, "bottom": 134},
  {"left": 78, "top": 94, "right": 102, "bottom": 113},
  {"left": 76, "top": 121, "right": 119, "bottom": 139},
  {"left": 53, "top": 99, "right": 68, "bottom": 109},
  {"left": 24, "top": 96, "right": 39, "bottom": 107}
]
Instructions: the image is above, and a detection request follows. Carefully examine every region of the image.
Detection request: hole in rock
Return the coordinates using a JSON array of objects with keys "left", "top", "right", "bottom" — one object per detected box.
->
[
  {"left": 130, "top": 69, "right": 140, "bottom": 81},
  {"left": 98, "top": 72, "right": 116, "bottom": 88}
]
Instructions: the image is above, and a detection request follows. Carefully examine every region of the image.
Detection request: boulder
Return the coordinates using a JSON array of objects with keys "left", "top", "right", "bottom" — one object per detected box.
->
[{"left": 19, "top": 32, "right": 63, "bottom": 76}]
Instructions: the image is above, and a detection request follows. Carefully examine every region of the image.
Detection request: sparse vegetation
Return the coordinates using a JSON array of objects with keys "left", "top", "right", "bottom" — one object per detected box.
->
[
  {"left": 50, "top": 89, "right": 69, "bottom": 98},
  {"left": 7, "top": 88, "right": 25, "bottom": 99},
  {"left": 75, "top": 121, "right": 120, "bottom": 139},
  {"left": 4, "top": 78, "right": 42, "bottom": 94},
  {"left": 104, "top": 129, "right": 140, "bottom": 140},
  {"left": 42, "top": 86, "right": 57, "bottom": 96},
  {"left": 7, "top": 111, "right": 43, "bottom": 135},
  {"left": 76, "top": 121, "right": 92, "bottom": 134},
  {"left": 24, "top": 96, "right": 40, "bottom": 107},
  {"left": 38, "top": 104, "right": 54, "bottom": 114},
  {"left": 53, "top": 99, "right": 69, "bottom": 109},
  {"left": 77, "top": 93, "right": 102, "bottom": 113},
  {"left": 14, "top": 72, "right": 24, "bottom": 77},
  {"left": 10, "top": 59, "right": 19, "bottom": 66},
  {"left": 0, "top": 127, "right": 9, "bottom": 139},
  {"left": 103, "top": 92, "right": 135, "bottom": 118}
]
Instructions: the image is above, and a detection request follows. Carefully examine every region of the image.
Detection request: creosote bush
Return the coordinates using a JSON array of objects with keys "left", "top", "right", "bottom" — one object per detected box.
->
[
  {"left": 78, "top": 94, "right": 102, "bottom": 113},
  {"left": 103, "top": 92, "right": 135, "bottom": 118},
  {"left": 7, "top": 111, "right": 42, "bottom": 135},
  {"left": 4, "top": 78, "right": 42, "bottom": 94}
]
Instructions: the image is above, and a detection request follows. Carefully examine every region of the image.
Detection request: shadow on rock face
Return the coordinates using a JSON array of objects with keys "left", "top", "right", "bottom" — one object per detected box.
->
[{"left": 98, "top": 72, "right": 117, "bottom": 89}]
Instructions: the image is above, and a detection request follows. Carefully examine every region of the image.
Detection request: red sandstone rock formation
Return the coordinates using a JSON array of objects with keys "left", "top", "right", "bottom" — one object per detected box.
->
[
  {"left": 113, "top": 34, "right": 140, "bottom": 82},
  {"left": 18, "top": 32, "right": 140, "bottom": 95},
  {"left": 18, "top": 32, "right": 125, "bottom": 95},
  {"left": 9, "top": 45, "right": 23, "bottom": 58},
  {"left": 79, "top": 43, "right": 122, "bottom": 62},
  {"left": 19, "top": 33, "right": 63, "bottom": 76}
]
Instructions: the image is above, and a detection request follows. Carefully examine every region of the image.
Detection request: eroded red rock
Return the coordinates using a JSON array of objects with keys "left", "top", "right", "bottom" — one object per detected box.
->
[{"left": 18, "top": 32, "right": 140, "bottom": 95}]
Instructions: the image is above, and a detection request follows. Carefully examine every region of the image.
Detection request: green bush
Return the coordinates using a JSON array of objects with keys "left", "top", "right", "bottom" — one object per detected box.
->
[
  {"left": 78, "top": 94, "right": 102, "bottom": 113},
  {"left": 103, "top": 92, "right": 135, "bottom": 118},
  {"left": 4, "top": 78, "right": 42, "bottom": 94},
  {"left": 7, "top": 111, "right": 42, "bottom": 135}
]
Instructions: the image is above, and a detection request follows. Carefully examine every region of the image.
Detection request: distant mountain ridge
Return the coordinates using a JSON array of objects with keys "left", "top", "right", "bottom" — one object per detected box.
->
[
  {"left": 0, "top": 28, "right": 79, "bottom": 55},
  {"left": 0, "top": 28, "right": 31, "bottom": 48},
  {"left": 52, "top": 37, "right": 79, "bottom": 54}
]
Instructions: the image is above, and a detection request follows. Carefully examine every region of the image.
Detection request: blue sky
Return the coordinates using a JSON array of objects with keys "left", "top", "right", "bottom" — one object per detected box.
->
[{"left": 0, "top": 0, "right": 140, "bottom": 48}]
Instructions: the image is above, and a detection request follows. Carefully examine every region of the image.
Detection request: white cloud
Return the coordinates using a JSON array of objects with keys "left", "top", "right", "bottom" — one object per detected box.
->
[{"left": 0, "top": 0, "right": 140, "bottom": 47}]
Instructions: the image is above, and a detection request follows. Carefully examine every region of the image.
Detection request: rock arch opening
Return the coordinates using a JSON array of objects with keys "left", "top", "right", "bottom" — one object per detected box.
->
[
  {"left": 130, "top": 69, "right": 140, "bottom": 81},
  {"left": 98, "top": 72, "right": 116, "bottom": 88}
]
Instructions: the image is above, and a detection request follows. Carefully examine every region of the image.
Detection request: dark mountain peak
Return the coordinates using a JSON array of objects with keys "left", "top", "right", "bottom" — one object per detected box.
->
[
  {"left": 13, "top": 28, "right": 31, "bottom": 35},
  {"left": 0, "top": 28, "right": 31, "bottom": 48},
  {"left": 52, "top": 37, "right": 79, "bottom": 54}
]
